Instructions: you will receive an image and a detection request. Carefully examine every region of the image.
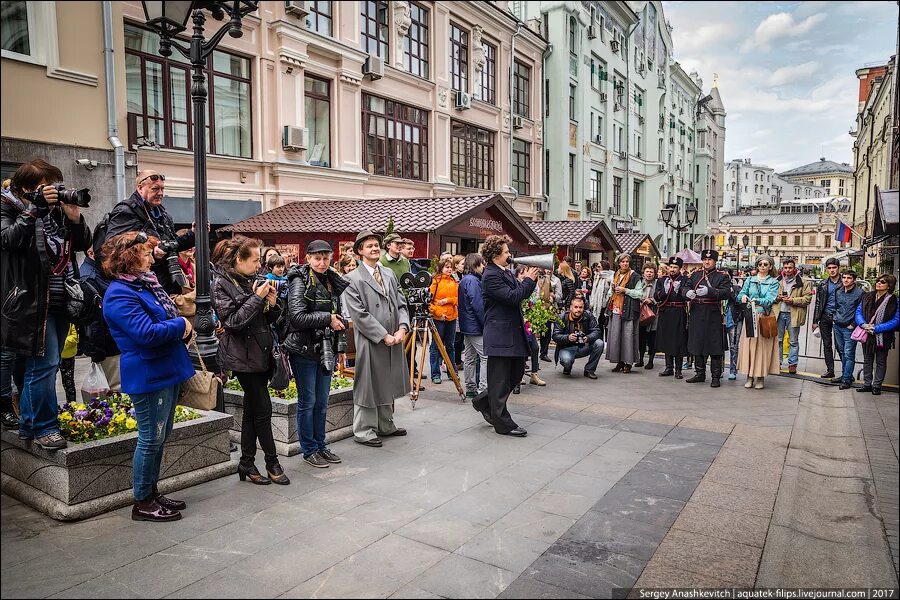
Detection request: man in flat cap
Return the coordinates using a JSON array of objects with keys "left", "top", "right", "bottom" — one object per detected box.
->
[
  {"left": 343, "top": 231, "right": 410, "bottom": 446},
  {"left": 654, "top": 256, "right": 689, "bottom": 378},
  {"left": 684, "top": 249, "right": 733, "bottom": 387},
  {"left": 379, "top": 232, "right": 411, "bottom": 282}
]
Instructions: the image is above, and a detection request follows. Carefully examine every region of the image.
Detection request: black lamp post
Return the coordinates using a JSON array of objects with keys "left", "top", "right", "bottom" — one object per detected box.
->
[
  {"left": 660, "top": 202, "right": 698, "bottom": 254},
  {"left": 140, "top": 1, "right": 259, "bottom": 367}
]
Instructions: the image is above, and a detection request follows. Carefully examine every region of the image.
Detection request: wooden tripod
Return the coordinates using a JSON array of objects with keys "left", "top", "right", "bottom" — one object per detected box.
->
[{"left": 404, "top": 315, "right": 464, "bottom": 408}]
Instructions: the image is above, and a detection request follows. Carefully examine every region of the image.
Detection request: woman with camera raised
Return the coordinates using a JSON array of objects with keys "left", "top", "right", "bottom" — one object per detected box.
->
[
  {"left": 2, "top": 160, "right": 92, "bottom": 450},
  {"left": 213, "top": 236, "right": 288, "bottom": 485},
  {"left": 284, "top": 240, "right": 348, "bottom": 469},
  {"left": 428, "top": 257, "right": 459, "bottom": 385}
]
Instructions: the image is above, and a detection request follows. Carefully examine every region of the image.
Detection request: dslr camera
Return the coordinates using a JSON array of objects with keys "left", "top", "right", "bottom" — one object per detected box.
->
[
  {"left": 255, "top": 275, "right": 284, "bottom": 295},
  {"left": 26, "top": 185, "right": 91, "bottom": 208},
  {"left": 157, "top": 239, "right": 188, "bottom": 288},
  {"left": 318, "top": 315, "right": 347, "bottom": 373},
  {"left": 575, "top": 332, "right": 587, "bottom": 346}
]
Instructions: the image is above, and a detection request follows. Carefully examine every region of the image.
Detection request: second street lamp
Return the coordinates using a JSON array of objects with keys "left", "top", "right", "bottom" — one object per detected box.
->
[
  {"left": 140, "top": 0, "right": 259, "bottom": 369},
  {"left": 660, "top": 202, "right": 698, "bottom": 254}
]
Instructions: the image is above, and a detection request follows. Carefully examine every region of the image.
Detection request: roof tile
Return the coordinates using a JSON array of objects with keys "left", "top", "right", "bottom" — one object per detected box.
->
[{"left": 528, "top": 220, "right": 608, "bottom": 246}]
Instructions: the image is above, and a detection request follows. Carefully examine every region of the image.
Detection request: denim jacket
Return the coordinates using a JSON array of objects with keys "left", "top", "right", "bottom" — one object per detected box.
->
[{"left": 833, "top": 285, "right": 864, "bottom": 326}]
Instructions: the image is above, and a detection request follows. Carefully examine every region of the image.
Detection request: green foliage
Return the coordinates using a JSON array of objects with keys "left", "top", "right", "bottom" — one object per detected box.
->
[
  {"left": 523, "top": 297, "right": 560, "bottom": 337},
  {"left": 225, "top": 375, "right": 353, "bottom": 403},
  {"left": 59, "top": 394, "right": 201, "bottom": 444},
  {"left": 385, "top": 216, "right": 395, "bottom": 236}
]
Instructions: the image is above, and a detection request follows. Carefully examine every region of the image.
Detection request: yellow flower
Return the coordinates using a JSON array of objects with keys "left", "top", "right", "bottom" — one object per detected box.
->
[
  {"left": 59, "top": 413, "right": 73, "bottom": 422},
  {"left": 114, "top": 413, "right": 126, "bottom": 423},
  {"left": 125, "top": 417, "right": 137, "bottom": 429}
]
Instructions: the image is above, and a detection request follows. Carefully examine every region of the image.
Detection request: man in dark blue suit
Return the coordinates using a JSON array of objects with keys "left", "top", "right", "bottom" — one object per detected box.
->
[{"left": 472, "top": 235, "right": 538, "bottom": 437}]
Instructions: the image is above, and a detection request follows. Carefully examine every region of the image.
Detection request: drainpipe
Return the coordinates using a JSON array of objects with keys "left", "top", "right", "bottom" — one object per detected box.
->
[
  {"left": 541, "top": 39, "right": 553, "bottom": 218},
  {"left": 102, "top": 1, "right": 126, "bottom": 203},
  {"left": 508, "top": 22, "right": 525, "bottom": 203},
  {"left": 623, "top": 21, "right": 638, "bottom": 232}
]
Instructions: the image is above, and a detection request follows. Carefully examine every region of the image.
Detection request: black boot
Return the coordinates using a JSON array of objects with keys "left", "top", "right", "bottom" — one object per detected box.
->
[
  {"left": 674, "top": 355, "right": 684, "bottom": 379},
  {"left": 686, "top": 360, "right": 706, "bottom": 383},
  {"left": 645, "top": 349, "right": 655, "bottom": 370},
  {"left": 710, "top": 366, "right": 722, "bottom": 388},
  {"left": 659, "top": 355, "right": 674, "bottom": 377}
]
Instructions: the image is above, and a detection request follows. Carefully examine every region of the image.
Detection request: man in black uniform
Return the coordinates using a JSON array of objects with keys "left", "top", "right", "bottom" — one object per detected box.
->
[
  {"left": 654, "top": 256, "right": 688, "bottom": 379},
  {"left": 684, "top": 249, "right": 732, "bottom": 388}
]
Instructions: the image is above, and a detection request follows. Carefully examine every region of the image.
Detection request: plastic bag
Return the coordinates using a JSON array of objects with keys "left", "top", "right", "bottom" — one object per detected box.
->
[{"left": 81, "top": 362, "right": 111, "bottom": 402}]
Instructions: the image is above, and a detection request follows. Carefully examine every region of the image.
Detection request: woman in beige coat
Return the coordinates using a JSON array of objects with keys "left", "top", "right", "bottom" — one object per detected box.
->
[{"left": 736, "top": 255, "right": 781, "bottom": 389}]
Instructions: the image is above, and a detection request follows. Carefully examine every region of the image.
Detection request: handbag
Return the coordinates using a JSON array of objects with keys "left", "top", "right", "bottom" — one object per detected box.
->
[
  {"left": 639, "top": 303, "right": 656, "bottom": 324},
  {"left": 270, "top": 341, "right": 292, "bottom": 391},
  {"left": 178, "top": 334, "right": 219, "bottom": 411},
  {"left": 758, "top": 310, "right": 777, "bottom": 339},
  {"left": 851, "top": 294, "right": 892, "bottom": 343}
]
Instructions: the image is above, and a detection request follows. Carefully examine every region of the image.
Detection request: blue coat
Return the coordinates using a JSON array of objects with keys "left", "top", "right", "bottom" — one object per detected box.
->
[
  {"left": 738, "top": 276, "right": 779, "bottom": 314},
  {"left": 458, "top": 272, "right": 485, "bottom": 336},
  {"left": 103, "top": 279, "right": 194, "bottom": 395},
  {"left": 482, "top": 263, "right": 536, "bottom": 357}
]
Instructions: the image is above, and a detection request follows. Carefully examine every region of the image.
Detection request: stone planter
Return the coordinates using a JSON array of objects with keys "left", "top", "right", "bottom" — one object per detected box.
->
[
  {"left": 0, "top": 411, "right": 235, "bottom": 521},
  {"left": 223, "top": 388, "right": 354, "bottom": 456}
]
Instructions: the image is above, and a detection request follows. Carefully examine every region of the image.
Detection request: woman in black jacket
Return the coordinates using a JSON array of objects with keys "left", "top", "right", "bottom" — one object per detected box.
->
[
  {"left": 1, "top": 160, "right": 92, "bottom": 450},
  {"left": 283, "top": 240, "right": 349, "bottom": 469},
  {"left": 557, "top": 262, "right": 576, "bottom": 308},
  {"left": 213, "top": 236, "right": 287, "bottom": 485}
]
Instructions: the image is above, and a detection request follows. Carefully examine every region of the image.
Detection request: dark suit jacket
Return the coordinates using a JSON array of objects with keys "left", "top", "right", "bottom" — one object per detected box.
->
[{"left": 482, "top": 263, "right": 536, "bottom": 357}]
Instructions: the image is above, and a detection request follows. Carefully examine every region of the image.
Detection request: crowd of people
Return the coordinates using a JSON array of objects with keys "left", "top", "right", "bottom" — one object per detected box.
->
[{"left": 2, "top": 159, "right": 899, "bottom": 524}]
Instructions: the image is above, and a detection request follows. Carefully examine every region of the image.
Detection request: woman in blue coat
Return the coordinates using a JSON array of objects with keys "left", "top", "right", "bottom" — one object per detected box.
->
[
  {"left": 471, "top": 235, "right": 538, "bottom": 437},
  {"left": 736, "top": 255, "right": 780, "bottom": 389},
  {"left": 102, "top": 231, "right": 195, "bottom": 522},
  {"left": 855, "top": 274, "right": 899, "bottom": 394}
]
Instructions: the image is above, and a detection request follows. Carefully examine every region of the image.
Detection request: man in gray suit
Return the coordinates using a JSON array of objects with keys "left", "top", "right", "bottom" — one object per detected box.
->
[{"left": 343, "top": 231, "right": 411, "bottom": 447}]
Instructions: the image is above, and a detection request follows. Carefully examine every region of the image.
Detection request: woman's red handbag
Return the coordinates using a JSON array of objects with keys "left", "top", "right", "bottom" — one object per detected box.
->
[{"left": 639, "top": 303, "right": 656, "bottom": 324}]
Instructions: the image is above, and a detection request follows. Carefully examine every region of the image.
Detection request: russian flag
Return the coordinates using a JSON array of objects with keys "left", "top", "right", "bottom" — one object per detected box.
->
[{"left": 834, "top": 219, "right": 853, "bottom": 244}]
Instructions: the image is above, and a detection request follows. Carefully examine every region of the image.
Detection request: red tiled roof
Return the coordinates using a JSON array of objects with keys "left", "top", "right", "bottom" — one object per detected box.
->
[
  {"left": 528, "top": 220, "right": 620, "bottom": 250},
  {"left": 231, "top": 195, "right": 497, "bottom": 233}
]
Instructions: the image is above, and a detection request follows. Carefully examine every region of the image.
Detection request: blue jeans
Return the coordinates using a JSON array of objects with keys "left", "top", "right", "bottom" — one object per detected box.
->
[
  {"left": 19, "top": 313, "right": 69, "bottom": 438},
  {"left": 559, "top": 339, "right": 606, "bottom": 374},
  {"left": 727, "top": 321, "right": 743, "bottom": 375},
  {"left": 429, "top": 319, "right": 457, "bottom": 380},
  {"left": 290, "top": 355, "right": 331, "bottom": 458},
  {"left": 832, "top": 325, "right": 857, "bottom": 384},
  {"left": 777, "top": 312, "right": 800, "bottom": 366},
  {"left": 131, "top": 383, "right": 179, "bottom": 501}
]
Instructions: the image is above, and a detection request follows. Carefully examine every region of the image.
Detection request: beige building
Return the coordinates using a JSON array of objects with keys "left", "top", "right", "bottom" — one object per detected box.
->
[
  {"left": 778, "top": 157, "right": 855, "bottom": 200},
  {"left": 3, "top": 1, "right": 547, "bottom": 232},
  {"left": 852, "top": 55, "right": 896, "bottom": 277}
]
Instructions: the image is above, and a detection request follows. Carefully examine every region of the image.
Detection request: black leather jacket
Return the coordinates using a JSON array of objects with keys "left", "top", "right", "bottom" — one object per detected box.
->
[
  {"left": 552, "top": 310, "right": 602, "bottom": 349},
  {"left": 813, "top": 277, "right": 841, "bottom": 325},
  {"left": 213, "top": 269, "right": 281, "bottom": 374},
  {"left": 282, "top": 264, "right": 348, "bottom": 361}
]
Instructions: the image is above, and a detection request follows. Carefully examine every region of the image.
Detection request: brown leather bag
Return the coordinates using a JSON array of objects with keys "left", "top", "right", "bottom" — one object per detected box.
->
[{"left": 758, "top": 311, "right": 777, "bottom": 339}]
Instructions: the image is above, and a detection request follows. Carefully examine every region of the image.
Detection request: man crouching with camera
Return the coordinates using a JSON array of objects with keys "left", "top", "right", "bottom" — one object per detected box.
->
[
  {"left": 106, "top": 170, "right": 195, "bottom": 296},
  {"left": 553, "top": 295, "right": 605, "bottom": 379},
  {"left": 283, "top": 240, "right": 348, "bottom": 468}
]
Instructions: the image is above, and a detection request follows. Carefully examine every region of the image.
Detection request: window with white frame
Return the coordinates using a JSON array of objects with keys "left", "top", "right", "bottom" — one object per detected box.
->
[{"left": 1, "top": 1, "right": 30, "bottom": 56}]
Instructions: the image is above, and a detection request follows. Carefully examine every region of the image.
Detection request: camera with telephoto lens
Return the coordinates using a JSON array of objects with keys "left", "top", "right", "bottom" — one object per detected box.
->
[
  {"left": 317, "top": 315, "right": 346, "bottom": 373},
  {"left": 157, "top": 239, "right": 188, "bottom": 288},
  {"left": 26, "top": 185, "right": 92, "bottom": 208}
]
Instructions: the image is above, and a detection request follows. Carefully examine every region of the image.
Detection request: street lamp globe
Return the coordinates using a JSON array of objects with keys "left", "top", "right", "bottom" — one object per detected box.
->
[
  {"left": 728, "top": 234, "right": 736, "bottom": 247},
  {"left": 141, "top": 1, "right": 194, "bottom": 36},
  {"left": 742, "top": 234, "right": 750, "bottom": 248},
  {"left": 685, "top": 203, "right": 698, "bottom": 226},
  {"left": 660, "top": 205, "right": 675, "bottom": 225}
]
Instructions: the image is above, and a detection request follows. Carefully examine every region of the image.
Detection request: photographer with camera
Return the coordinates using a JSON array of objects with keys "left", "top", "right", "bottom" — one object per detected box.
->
[
  {"left": 283, "top": 240, "right": 348, "bottom": 469},
  {"left": 2, "top": 160, "right": 92, "bottom": 450},
  {"left": 553, "top": 296, "right": 605, "bottom": 378},
  {"left": 471, "top": 235, "right": 537, "bottom": 438},
  {"left": 213, "top": 236, "right": 288, "bottom": 486},
  {"left": 106, "top": 170, "right": 195, "bottom": 295}
]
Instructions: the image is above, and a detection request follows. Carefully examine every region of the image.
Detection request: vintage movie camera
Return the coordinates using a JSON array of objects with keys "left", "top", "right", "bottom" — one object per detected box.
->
[{"left": 399, "top": 271, "right": 434, "bottom": 319}]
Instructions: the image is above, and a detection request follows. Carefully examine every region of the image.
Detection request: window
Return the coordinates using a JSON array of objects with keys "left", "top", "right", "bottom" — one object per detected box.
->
[
  {"left": 451, "top": 121, "right": 494, "bottom": 189},
  {"left": 513, "top": 60, "right": 530, "bottom": 117},
  {"left": 780, "top": 235, "right": 787, "bottom": 246},
  {"left": 403, "top": 2, "right": 429, "bottom": 79},
  {"left": 589, "top": 170, "right": 602, "bottom": 210},
  {"left": 756, "top": 235, "right": 762, "bottom": 246},
  {"left": 569, "top": 154, "right": 576, "bottom": 205},
  {"left": 307, "top": 1, "right": 333, "bottom": 36},
  {"left": 476, "top": 40, "right": 496, "bottom": 104},
  {"left": 450, "top": 23, "right": 468, "bottom": 92},
  {"left": 633, "top": 179, "right": 641, "bottom": 218},
  {"left": 125, "top": 24, "right": 251, "bottom": 158},
  {"left": 808, "top": 234, "right": 816, "bottom": 246},
  {"left": 304, "top": 75, "right": 331, "bottom": 167},
  {"left": 362, "top": 93, "right": 429, "bottom": 180},
  {"left": 768, "top": 235, "right": 774, "bottom": 246},
  {"left": 821, "top": 178, "right": 831, "bottom": 190},
  {"left": 569, "top": 16, "right": 577, "bottom": 52},
  {"left": 569, "top": 84, "right": 576, "bottom": 121},
  {"left": 360, "top": 0, "right": 388, "bottom": 59},
  {"left": 613, "top": 176, "right": 622, "bottom": 214},
  {"left": 1, "top": 1, "right": 29, "bottom": 55},
  {"left": 824, "top": 234, "right": 831, "bottom": 246},
  {"left": 512, "top": 139, "right": 530, "bottom": 196},
  {"left": 794, "top": 235, "right": 801, "bottom": 246}
]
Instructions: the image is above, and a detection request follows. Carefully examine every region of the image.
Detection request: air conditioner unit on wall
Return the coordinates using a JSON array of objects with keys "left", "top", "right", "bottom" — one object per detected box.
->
[
  {"left": 599, "top": 92, "right": 607, "bottom": 102},
  {"left": 594, "top": 134, "right": 602, "bottom": 144},
  {"left": 285, "top": 0, "right": 309, "bottom": 18},
  {"left": 363, "top": 55, "right": 384, "bottom": 80},
  {"left": 587, "top": 25, "right": 597, "bottom": 40},
  {"left": 455, "top": 90, "right": 472, "bottom": 110},
  {"left": 533, "top": 199, "right": 547, "bottom": 213},
  {"left": 282, "top": 125, "right": 309, "bottom": 151},
  {"left": 610, "top": 39, "right": 620, "bottom": 53},
  {"left": 512, "top": 114, "right": 524, "bottom": 129}
]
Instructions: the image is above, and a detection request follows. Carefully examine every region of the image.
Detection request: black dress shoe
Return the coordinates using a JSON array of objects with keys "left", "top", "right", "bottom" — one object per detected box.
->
[
  {"left": 132, "top": 498, "right": 182, "bottom": 522},
  {"left": 658, "top": 369, "right": 674, "bottom": 377},
  {"left": 710, "top": 379, "right": 721, "bottom": 388},
  {"left": 539, "top": 355, "right": 551, "bottom": 362},
  {"left": 152, "top": 486, "right": 187, "bottom": 511},
  {"left": 0, "top": 411, "right": 19, "bottom": 430},
  {"left": 856, "top": 385, "right": 873, "bottom": 393},
  {"left": 237, "top": 464, "right": 272, "bottom": 485},
  {"left": 357, "top": 437, "right": 383, "bottom": 447},
  {"left": 612, "top": 362, "right": 624, "bottom": 372},
  {"left": 267, "top": 463, "right": 291, "bottom": 485},
  {"left": 584, "top": 371, "right": 597, "bottom": 380},
  {"left": 383, "top": 428, "right": 407, "bottom": 436},
  {"left": 502, "top": 427, "right": 527, "bottom": 437},
  {"left": 839, "top": 382, "right": 852, "bottom": 390},
  {"left": 821, "top": 371, "right": 835, "bottom": 379},
  {"left": 872, "top": 388, "right": 882, "bottom": 395},
  {"left": 674, "top": 371, "right": 684, "bottom": 380},
  {"left": 685, "top": 374, "right": 706, "bottom": 383}
]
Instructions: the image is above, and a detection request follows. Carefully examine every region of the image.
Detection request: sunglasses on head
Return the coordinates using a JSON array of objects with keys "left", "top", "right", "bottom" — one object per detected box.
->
[
  {"left": 138, "top": 174, "right": 165, "bottom": 185},
  {"left": 126, "top": 232, "right": 149, "bottom": 248}
]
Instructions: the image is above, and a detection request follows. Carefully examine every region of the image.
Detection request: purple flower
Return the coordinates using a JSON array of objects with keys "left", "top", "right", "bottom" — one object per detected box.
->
[{"left": 74, "top": 410, "right": 89, "bottom": 419}]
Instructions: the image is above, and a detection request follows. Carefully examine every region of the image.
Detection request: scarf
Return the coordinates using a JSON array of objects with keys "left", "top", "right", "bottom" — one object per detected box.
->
[
  {"left": 119, "top": 271, "right": 179, "bottom": 319},
  {"left": 608, "top": 270, "right": 632, "bottom": 313},
  {"left": 873, "top": 293, "right": 892, "bottom": 348}
]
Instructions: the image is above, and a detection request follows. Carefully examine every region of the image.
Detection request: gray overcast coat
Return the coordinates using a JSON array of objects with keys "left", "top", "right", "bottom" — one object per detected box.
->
[{"left": 343, "top": 264, "right": 411, "bottom": 408}]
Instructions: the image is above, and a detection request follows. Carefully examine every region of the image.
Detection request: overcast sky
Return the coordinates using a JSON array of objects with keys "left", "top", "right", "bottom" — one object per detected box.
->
[{"left": 662, "top": 1, "right": 897, "bottom": 173}]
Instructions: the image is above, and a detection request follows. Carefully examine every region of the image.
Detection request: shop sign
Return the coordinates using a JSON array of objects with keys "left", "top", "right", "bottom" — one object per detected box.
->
[{"left": 468, "top": 217, "right": 504, "bottom": 232}]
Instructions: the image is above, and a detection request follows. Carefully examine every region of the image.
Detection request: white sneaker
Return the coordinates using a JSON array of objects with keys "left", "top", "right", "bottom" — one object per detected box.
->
[{"left": 744, "top": 378, "right": 754, "bottom": 389}]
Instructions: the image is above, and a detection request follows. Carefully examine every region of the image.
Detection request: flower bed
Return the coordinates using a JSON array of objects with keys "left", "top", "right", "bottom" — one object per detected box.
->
[
  {"left": 59, "top": 394, "right": 201, "bottom": 443},
  {"left": 222, "top": 377, "right": 354, "bottom": 456}
]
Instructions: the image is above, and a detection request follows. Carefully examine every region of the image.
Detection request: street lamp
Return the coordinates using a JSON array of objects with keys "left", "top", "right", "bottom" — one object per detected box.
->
[
  {"left": 140, "top": 1, "right": 259, "bottom": 368},
  {"left": 660, "top": 202, "right": 699, "bottom": 253}
]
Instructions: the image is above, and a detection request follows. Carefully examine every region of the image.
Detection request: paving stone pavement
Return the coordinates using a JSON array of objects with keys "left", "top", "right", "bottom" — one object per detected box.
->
[{"left": 3, "top": 355, "right": 898, "bottom": 598}]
